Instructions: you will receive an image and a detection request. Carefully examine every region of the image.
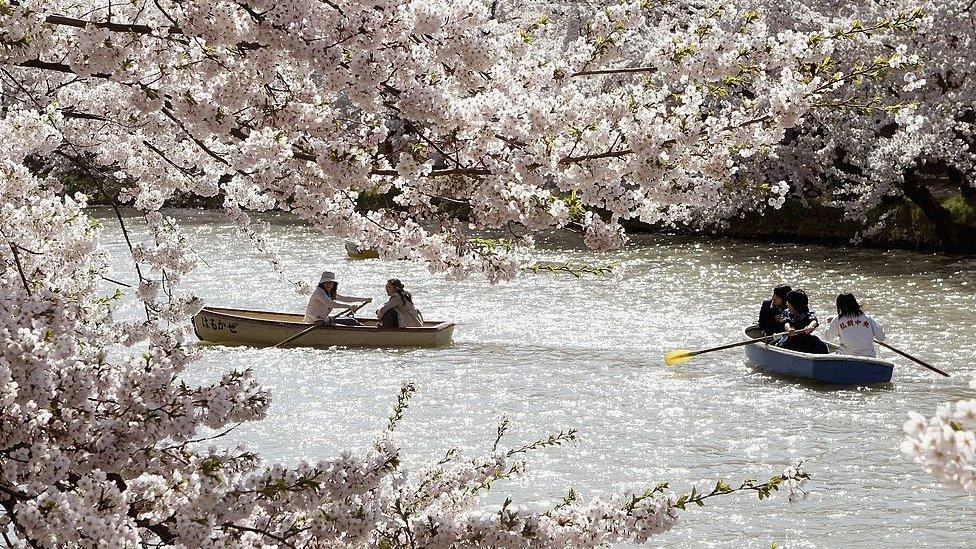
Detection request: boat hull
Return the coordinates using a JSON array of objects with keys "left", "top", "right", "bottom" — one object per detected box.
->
[
  {"left": 743, "top": 326, "right": 893, "bottom": 384},
  {"left": 193, "top": 307, "right": 454, "bottom": 349}
]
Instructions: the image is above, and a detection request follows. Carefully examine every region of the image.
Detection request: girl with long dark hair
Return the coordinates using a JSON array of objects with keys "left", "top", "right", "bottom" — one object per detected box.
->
[
  {"left": 823, "top": 293, "right": 886, "bottom": 357},
  {"left": 375, "top": 279, "right": 424, "bottom": 328}
]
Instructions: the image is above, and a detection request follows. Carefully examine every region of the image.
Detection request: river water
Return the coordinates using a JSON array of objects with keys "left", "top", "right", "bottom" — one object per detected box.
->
[{"left": 97, "top": 208, "right": 976, "bottom": 548}]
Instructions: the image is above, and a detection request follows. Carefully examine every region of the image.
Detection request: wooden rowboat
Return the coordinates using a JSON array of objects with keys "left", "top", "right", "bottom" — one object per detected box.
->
[
  {"left": 743, "top": 325, "right": 894, "bottom": 384},
  {"left": 345, "top": 241, "right": 379, "bottom": 259},
  {"left": 193, "top": 307, "right": 454, "bottom": 349}
]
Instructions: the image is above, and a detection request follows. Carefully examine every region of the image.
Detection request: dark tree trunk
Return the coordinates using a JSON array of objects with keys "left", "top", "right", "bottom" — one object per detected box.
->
[
  {"left": 952, "top": 109, "right": 976, "bottom": 210},
  {"left": 902, "top": 167, "right": 976, "bottom": 252},
  {"left": 961, "top": 183, "right": 976, "bottom": 211}
]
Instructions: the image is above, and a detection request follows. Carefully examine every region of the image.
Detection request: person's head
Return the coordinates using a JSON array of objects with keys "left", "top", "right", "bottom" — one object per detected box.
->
[
  {"left": 319, "top": 271, "right": 338, "bottom": 297},
  {"left": 786, "top": 289, "right": 809, "bottom": 315},
  {"left": 385, "top": 278, "right": 411, "bottom": 301},
  {"left": 772, "top": 284, "right": 792, "bottom": 307},
  {"left": 836, "top": 293, "right": 864, "bottom": 317}
]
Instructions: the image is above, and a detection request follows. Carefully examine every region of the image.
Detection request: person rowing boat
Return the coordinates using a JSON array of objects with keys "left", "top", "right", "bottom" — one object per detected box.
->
[
  {"left": 823, "top": 293, "right": 886, "bottom": 357},
  {"left": 304, "top": 271, "right": 371, "bottom": 326},
  {"left": 776, "top": 289, "right": 829, "bottom": 354},
  {"left": 758, "top": 284, "right": 791, "bottom": 335}
]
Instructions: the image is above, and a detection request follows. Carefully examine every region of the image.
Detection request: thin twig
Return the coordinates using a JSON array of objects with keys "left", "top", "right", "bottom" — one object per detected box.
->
[
  {"left": 109, "top": 202, "right": 144, "bottom": 281},
  {"left": 573, "top": 65, "right": 657, "bottom": 77},
  {"left": 8, "top": 243, "right": 32, "bottom": 296},
  {"left": 107, "top": 200, "right": 151, "bottom": 320},
  {"left": 100, "top": 275, "right": 133, "bottom": 287}
]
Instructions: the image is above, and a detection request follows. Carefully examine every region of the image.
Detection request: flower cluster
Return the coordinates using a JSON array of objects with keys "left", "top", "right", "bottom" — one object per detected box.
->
[
  {"left": 902, "top": 379, "right": 976, "bottom": 493},
  {"left": 768, "top": 180, "right": 790, "bottom": 209}
]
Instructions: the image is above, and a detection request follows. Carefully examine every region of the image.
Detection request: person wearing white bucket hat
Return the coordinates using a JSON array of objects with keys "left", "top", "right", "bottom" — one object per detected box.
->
[{"left": 303, "top": 270, "right": 371, "bottom": 325}]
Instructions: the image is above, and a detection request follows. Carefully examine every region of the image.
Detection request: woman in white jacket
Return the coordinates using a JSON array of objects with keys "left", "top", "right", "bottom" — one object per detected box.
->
[
  {"left": 375, "top": 279, "right": 424, "bottom": 328},
  {"left": 823, "top": 293, "right": 886, "bottom": 357},
  {"left": 304, "top": 271, "right": 371, "bottom": 325}
]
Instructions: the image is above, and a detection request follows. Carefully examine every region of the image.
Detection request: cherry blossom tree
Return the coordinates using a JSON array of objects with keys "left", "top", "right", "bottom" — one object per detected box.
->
[
  {"left": 746, "top": 0, "right": 976, "bottom": 250},
  {"left": 0, "top": 0, "right": 944, "bottom": 545},
  {"left": 1, "top": 0, "right": 928, "bottom": 274}
]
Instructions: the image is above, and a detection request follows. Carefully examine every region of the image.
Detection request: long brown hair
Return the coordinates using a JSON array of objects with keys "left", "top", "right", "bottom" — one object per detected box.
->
[
  {"left": 320, "top": 281, "right": 338, "bottom": 299},
  {"left": 388, "top": 278, "right": 412, "bottom": 303}
]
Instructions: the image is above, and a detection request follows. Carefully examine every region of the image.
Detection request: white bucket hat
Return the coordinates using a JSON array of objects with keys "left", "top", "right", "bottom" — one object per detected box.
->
[{"left": 319, "top": 271, "right": 336, "bottom": 284}]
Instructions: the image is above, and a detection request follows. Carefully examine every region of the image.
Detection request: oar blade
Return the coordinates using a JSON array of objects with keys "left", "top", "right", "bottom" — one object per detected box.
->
[{"left": 664, "top": 349, "right": 692, "bottom": 366}]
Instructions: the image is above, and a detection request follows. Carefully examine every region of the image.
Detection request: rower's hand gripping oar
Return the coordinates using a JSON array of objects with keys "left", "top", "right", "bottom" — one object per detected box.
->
[
  {"left": 273, "top": 300, "right": 371, "bottom": 348},
  {"left": 875, "top": 339, "right": 949, "bottom": 378},
  {"left": 664, "top": 331, "right": 789, "bottom": 366},
  {"left": 337, "top": 299, "right": 370, "bottom": 318}
]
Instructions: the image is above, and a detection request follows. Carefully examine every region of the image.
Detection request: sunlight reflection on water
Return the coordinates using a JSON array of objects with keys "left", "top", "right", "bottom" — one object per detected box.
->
[{"left": 97, "top": 209, "right": 976, "bottom": 548}]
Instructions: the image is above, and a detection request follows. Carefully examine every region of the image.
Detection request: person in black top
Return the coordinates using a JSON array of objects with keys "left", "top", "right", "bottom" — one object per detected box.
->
[
  {"left": 758, "top": 284, "right": 792, "bottom": 335},
  {"left": 777, "top": 289, "right": 829, "bottom": 354}
]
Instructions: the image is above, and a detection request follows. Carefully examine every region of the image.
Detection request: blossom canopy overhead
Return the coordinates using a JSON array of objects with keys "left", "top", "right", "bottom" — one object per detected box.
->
[{"left": 2, "top": 0, "right": 974, "bottom": 546}]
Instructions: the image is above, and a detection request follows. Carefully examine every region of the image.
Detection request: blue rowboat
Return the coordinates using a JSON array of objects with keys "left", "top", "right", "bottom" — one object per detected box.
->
[{"left": 743, "top": 326, "right": 894, "bottom": 384}]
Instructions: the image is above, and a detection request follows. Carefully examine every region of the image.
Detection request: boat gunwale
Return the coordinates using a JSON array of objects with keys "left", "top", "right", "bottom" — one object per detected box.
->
[
  {"left": 199, "top": 306, "right": 454, "bottom": 333},
  {"left": 743, "top": 325, "right": 895, "bottom": 367}
]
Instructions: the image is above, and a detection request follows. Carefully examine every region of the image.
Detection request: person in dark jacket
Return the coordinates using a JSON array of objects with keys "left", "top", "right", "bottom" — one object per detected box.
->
[
  {"left": 777, "top": 289, "right": 829, "bottom": 354},
  {"left": 758, "top": 284, "right": 792, "bottom": 335}
]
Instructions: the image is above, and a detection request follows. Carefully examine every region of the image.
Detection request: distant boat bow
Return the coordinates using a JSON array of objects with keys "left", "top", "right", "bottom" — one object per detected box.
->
[{"left": 345, "top": 241, "right": 379, "bottom": 259}]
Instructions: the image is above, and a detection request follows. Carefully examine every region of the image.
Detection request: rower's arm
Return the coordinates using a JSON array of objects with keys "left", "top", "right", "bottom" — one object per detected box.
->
[
  {"left": 316, "top": 293, "right": 356, "bottom": 309},
  {"left": 871, "top": 318, "right": 886, "bottom": 341},
  {"left": 823, "top": 317, "right": 839, "bottom": 339},
  {"left": 335, "top": 293, "right": 371, "bottom": 303}
]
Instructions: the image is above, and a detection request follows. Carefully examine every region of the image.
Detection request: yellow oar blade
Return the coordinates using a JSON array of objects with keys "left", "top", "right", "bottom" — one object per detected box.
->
[{"left": 664, "top": 350, "right": 692, "bottom": 366}]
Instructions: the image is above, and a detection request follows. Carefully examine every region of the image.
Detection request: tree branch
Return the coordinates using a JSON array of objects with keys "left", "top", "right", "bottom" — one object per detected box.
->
[
  {"left": 8, "top": 0, "right": 178, "bottom": 35},
  {"left": 221, "top": 523, "right": 297, "bottom": 548},
  {"left": 572, "top": 66, "right": 657, "bottom": 77},
  {"left": 8, "top": 243, "right": 32, "bottom": 296},
  {"left": 14, "top": 59, "right": 113, "bottom": 80},
  {"left": 369, "top": 167, "right": 492, "bottom": 177}
]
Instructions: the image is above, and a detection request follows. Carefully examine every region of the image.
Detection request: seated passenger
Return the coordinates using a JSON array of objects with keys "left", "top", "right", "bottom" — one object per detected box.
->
[
  {"left": 823, "top": 293, "right": 886, "bottom": 357},
  {"left": 375, "top": 279, "right": 424, "bottom": 328},
  {"left": 303, "top": 271, "right": 371, "bottom": 326},
  {"left": 758, "top": 284, "right": 792, "bottom": 335},
  {"left": 777, "top": 289, "right": 829, "bottom": 354}
]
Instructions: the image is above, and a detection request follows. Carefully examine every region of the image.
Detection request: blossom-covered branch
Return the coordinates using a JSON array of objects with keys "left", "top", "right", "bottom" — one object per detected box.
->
[{"left": 1, "top": 0, "right": 928, "bottom": 279}]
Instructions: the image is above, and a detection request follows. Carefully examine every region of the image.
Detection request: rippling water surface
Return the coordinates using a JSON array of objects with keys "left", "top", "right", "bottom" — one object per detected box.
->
[{"left": 98, "top": 209, "right": 976, "bottom": 548}]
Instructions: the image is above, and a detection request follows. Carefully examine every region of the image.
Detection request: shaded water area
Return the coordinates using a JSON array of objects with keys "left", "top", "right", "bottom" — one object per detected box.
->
[{"left": 97, "top": 209, "right": 976, "bottom": 547}]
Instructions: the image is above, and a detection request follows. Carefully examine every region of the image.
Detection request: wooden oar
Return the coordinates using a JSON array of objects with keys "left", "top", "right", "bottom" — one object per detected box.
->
[
  {"left": 875, "top": 339, "right": 949, "bottom": 378},
  {"left": 336, "top": 300, "right": 369, "bottom": 318},
  {"left": 274, "top": 318, "right": 327, "bottom": 348},
  {"left": 664, "top": 331, "right": 788, "bottom": 366},
  {"left": 273, "top": 301, "right": 370, "bottom": 348}
]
